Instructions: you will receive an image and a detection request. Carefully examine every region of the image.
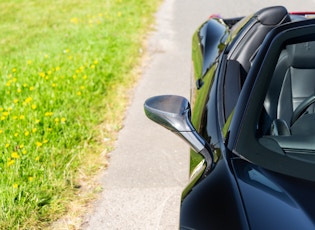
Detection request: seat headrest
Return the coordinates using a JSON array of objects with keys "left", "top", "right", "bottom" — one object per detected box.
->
[{"left": 287, "top": 41, "right": 315, "bottom": 68}]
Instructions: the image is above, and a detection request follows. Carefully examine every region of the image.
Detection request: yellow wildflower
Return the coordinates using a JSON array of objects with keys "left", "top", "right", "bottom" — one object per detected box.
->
[
  {"left": 7, "top": 160, "right": 14, "bottom": 166},
  {"left": 11, "top": 152, "right": 19, "bottom": 159},
  {"left": 25, "top": 97, "right": 32, "bottom": 103},
  {"left": 36, "top": 142, "right": 42, "bottom": 147},
  {"left": 45, "top": 112, "right": 53, "bottom": 116},
  {"left": 70, "top": 17, "right": 79, "bottom": 24},
  {"left": 13, "top": 183, "right": 18, "bottom": 188}
]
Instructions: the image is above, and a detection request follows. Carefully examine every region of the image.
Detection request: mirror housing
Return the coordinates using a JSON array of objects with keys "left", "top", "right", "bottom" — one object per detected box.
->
[{"left": 144, "top": 95, "right": 214, "bottom": 177}]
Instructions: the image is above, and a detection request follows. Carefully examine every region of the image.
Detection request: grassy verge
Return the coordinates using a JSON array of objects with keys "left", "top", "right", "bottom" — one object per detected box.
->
[{"left": 0, "top": 0, "right": 161, "bottom": 228}]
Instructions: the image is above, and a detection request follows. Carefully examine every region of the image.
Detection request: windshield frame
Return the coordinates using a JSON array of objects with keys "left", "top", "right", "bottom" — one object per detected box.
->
[{"left": 229, "top": 19, "right": 315, "bottom": 181}]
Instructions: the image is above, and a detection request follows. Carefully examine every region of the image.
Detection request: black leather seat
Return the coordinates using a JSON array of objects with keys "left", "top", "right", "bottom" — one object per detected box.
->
[{"left": 265, "top": 41, "right": 315, "bottom": 135}]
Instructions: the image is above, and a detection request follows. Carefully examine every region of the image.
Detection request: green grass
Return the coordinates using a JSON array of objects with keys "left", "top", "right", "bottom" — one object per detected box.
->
[{"left": 0, "top": 0, "right": 161, "bottom": 228}]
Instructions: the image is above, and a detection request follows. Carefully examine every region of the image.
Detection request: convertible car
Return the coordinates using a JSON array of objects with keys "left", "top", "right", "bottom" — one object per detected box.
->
[{"left": 144, "top": 6, "right": 315, "bottom": 230}]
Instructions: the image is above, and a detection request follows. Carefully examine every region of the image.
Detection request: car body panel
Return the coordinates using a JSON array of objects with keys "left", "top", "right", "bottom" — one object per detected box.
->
[
  {"left": 190, "top": 18, "right": 228, "bottom": 177},
  {"left": 180, "top": 156, "right": 249, "bottom": 230},
  {"left": 233, "top": 159, "right": 315, "bottom": 229}
]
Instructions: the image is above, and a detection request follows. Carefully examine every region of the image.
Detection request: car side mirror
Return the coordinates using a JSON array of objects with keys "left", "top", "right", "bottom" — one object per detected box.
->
[{"left": 144, "top": 95, "right": 214, "bottom": 177}]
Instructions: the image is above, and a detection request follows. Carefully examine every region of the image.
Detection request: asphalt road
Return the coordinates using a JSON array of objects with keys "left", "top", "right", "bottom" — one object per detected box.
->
[{"left": 81, "top": 1, "right": 315, "bottom": 229}]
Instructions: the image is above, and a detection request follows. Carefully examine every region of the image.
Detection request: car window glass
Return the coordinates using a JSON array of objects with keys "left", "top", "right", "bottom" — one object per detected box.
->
[
  {"left": 223, "top": 60, "right": 243, "bottom": 121},
  {"left": 258, "top": 39, "right": 315, "bottom": 158}
]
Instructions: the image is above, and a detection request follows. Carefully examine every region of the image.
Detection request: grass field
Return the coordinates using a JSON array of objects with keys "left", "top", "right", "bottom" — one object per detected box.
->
[{"left": 0, "top": 0, "right": 160, "bottom": 228}]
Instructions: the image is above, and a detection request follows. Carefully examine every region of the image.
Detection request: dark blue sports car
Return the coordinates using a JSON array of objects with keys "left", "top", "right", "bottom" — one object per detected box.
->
[{"left": 145, "top": 6, "right": 315, "bottom": 229}]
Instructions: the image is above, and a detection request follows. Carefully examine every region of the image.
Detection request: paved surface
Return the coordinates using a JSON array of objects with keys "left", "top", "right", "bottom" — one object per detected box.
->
[{"left": 81, "top": 1, "right": 314, "bottom": 229}]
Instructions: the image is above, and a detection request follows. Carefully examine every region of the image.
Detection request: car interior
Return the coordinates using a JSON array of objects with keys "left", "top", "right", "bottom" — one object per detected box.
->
[
  {"left": 258, "top": 39, "right": 315, "bottom": 160},
  {"left": 265, "top": 41, "right": 315, "bottom": 135}
]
